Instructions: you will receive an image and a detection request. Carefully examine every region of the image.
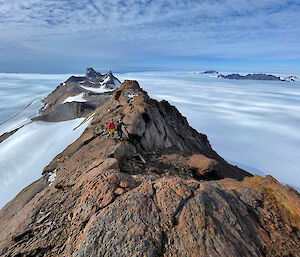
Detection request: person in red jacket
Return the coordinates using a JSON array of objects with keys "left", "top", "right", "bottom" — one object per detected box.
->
[{"left": 107, "top": 119, "right": 115, "bottom": 138}]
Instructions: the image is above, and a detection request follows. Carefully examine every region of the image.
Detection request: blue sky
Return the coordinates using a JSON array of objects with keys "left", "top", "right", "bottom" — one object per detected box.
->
[{"left": 0, "top": 0, "right": 300, "bottom": 73}]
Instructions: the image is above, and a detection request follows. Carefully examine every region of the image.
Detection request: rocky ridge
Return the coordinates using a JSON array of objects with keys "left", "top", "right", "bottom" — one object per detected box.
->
[{"left": 0, "top": 80, "right": 299, "bottom": 256}]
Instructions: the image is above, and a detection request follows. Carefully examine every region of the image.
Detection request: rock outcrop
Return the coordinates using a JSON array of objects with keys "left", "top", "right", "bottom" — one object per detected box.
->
[
  {"left": 85, "top": 67, "right": 101, "bottom": 79},
  {"left": 0, "top": 80, "right": 299, "bottom": 257}
]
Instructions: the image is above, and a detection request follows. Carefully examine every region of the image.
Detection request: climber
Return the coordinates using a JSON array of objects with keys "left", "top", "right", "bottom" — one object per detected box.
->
[
  {"left": 116, "top": 119, "right": 127, "bottom": 139},
  {"left": 107, "top": 119, "right": 115, "bottom": 138}
]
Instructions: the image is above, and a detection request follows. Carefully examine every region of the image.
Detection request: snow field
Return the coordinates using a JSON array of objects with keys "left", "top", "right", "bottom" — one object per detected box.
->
[{"left": 0, "top": 118, "right": 90, "bottom": 208}]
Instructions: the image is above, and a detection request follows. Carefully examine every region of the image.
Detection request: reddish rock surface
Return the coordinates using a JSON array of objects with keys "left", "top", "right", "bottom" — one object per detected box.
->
[{"left": 0, "top": 80, "right": 299, "bottom": 257}]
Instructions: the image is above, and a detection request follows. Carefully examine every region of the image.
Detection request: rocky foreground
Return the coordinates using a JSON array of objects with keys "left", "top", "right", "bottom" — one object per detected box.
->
[{"left": 0, "top": 80, "right": 299, "bottom": 256}]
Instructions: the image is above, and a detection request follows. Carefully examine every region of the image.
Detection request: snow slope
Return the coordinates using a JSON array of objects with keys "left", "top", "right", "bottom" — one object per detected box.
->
[
  {"left": 63, "top": 93, "right": 86, "bottom": 103},
  {"left": 81, "top": 85, "right": 114, "bottom": 93},
  {"left": 0, "top": 118, "right": 90, "bottom": 209}
]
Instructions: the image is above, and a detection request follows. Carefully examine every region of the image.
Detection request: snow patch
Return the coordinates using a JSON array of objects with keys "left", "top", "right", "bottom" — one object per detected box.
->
[
  {"left": 103, "top": 76, "right": 110, "bottom": 84},
  {"left": 63, "top": 93, "right": 86, "bottom": 103},
  {"left": 81, "top": 85, "right": 114, "bottom": 93},
  {"left": 48, "top": 169, "right": 56, "bottom": 186},
  {"left": 127, "top": 93, "right": 138, "bottom": 99}
]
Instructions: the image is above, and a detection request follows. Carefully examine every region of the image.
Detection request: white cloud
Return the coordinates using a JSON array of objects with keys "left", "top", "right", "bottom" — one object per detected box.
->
[{"left": 0, "top": 0, "right": 299, "bottom": 71}]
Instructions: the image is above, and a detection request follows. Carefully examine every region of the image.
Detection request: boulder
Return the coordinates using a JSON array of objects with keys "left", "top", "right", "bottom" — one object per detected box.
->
[{"left": 188, "top": 154, "right": 221, "bottom": 179}]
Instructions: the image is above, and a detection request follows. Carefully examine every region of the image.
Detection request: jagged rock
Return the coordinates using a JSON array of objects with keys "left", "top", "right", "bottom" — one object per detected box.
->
[
  {"left": 85, "top": 68, "right": 101, "bottom": 79},
  {"left": 113, "top": 80, "right": 214, "bottom": 154},
  {"left": 0, "top": 80, "right": 299, "bottom": 257}
]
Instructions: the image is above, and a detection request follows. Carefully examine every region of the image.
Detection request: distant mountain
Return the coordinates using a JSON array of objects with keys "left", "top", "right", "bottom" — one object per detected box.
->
[
  {"left": 203, "top": 70, "right": 218, "bottom": 74},
  {"left": 218, "top": 73, "right": 297, "bottom": 82},
  {"left": 35, "top": 68, "right": 121, "bottom": 122},
  {"left": 194, "top": 70, "right": 218, "bottom": 75}
]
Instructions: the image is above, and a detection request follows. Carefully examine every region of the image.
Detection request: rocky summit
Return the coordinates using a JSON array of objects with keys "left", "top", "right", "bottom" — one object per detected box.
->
[{"left": 0, "top": 79, "right": 299, "bottom": 257}]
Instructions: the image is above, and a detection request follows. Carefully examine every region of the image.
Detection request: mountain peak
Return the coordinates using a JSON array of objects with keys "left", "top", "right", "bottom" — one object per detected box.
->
[
  {"left": 36, "top": 69, "right": 121, "bottom": 122},
  {"left": 85, "top": 67, "right": 101, "bottom": 79}
]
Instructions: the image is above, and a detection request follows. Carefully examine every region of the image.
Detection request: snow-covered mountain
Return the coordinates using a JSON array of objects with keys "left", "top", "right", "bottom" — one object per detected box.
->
[
  {"left": 37, "top": 68, "right": 121, "bottom": 122},
  {"left": 80, "top": 68, "right": 121, "bottom": 90}
]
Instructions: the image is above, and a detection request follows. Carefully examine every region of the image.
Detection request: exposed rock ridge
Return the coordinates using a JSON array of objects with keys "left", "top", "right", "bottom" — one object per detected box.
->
[{"left": 0, "top": 80, "right": 299, "bottom": 257}]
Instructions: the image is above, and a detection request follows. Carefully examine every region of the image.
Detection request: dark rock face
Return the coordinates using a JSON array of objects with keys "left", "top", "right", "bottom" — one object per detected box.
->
[
  {"left": 33, "top": 102, "right": 98, "bottom": 122},
  {"left": 113, "top": 81, "right": 212, "bottom": 154},
  {"left": 0, "top": 127, "right": 20, "bottom": 143},
  {"left": 65, "top": 76, "right": 86, "bottom": 83},
  {"left": 0, "top": 80, "right": 299, "bottom": 257},
  {"left": 85, "top": 68, "right": 101, "bottom": 79}
]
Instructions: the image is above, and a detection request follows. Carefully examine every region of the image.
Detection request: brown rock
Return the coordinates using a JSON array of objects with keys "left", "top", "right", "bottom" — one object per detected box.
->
[
  {"left": 114, "top": 187, "right": 125, "bottom": 195},
  {"left": 100, "top": 158, "right": 120, "bottom": 172},
  {"left": 188, "top": 154, "right": 221, "bottom": 179}
]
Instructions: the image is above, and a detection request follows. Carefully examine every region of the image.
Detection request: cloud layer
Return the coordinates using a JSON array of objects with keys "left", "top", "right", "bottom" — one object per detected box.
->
[{"left": 1, "top": 0, "right": 300, "bottom": 72}]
